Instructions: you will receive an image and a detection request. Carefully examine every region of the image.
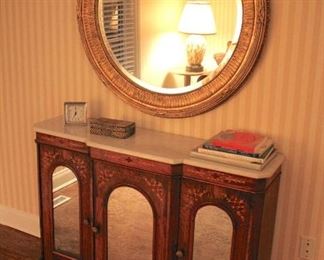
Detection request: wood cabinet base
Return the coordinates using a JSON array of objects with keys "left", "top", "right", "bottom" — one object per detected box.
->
[{"left": 35, "top": 120, "right": 283, "bottom": 260}]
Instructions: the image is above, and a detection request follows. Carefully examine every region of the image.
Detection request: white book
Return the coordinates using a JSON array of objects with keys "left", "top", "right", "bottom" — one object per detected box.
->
[
  {"left": 197, "top": 146, "right": 275, "bottom": 164},
  {"left": 190, "top": 149, "right": 277, "bottom": 171}
]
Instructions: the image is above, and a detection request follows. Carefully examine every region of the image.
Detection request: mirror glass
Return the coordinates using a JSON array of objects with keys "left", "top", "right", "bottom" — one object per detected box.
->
[
  {"left": 193, "top": 206, "right": 233, "bottom": 259},
  {"left": 107, "top": 187, "right": 153, "bottom": 260},
  {"left": 52, "top": 166, "right": 80, "bottom": 257},
  {"left": 99, "top": 0, "right": 242, "bottom": 94}
]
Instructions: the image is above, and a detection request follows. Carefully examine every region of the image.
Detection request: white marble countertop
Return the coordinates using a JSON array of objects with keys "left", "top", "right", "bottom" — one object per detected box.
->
[{"left": 34, "top": 116, "right": 284, "bottom": 179}]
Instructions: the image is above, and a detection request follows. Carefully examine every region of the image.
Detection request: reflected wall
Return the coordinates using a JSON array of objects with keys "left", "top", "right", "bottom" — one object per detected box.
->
[
  {"left": 193, "top": 206, "right": 233, "bottom": 260},
  {"left": 1, "top": 1, "right": 324, "bottom": 259},
  {"left": 101, "top": 0, "right": 241, "bottom": 89},
  {"left": 107, "top": 187, "right": 153, "bottom": 260},
  {"left": 139, "top": 0, "right": 240, "bottom": 88}
]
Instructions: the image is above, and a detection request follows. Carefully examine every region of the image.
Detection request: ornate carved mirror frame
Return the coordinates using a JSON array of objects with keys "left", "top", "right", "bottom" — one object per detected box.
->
[{"left": 77, "top": 0, "right": 269, "bottom": 118}]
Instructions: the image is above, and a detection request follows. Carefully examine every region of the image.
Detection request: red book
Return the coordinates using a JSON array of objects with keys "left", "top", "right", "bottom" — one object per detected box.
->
[{"left": 209, "top": 130, "right": 271, "bottom": 154}]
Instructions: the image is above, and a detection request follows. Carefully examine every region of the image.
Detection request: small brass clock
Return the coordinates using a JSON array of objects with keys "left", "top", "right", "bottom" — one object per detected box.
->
[{"left": 64, "top": 102, "right": 87, "bottom": 125}]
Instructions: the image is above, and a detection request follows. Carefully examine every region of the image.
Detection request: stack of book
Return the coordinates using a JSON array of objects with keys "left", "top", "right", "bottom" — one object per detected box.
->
[{"left": 190, "top": 129, "right": 277, "bottom": 170}]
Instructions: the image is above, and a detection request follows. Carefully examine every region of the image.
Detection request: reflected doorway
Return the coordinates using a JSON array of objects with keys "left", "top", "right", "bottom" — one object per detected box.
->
[{"left": 52, "top": 166, "right": 80, "bottom": 257}]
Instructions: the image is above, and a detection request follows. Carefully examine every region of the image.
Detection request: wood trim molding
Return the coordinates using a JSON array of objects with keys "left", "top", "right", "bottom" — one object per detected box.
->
[{"left": 0, "top": 205, "right": 40, "bottom": 237}]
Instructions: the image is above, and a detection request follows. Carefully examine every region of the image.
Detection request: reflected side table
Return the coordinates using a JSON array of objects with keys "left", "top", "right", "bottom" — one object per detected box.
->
[{"left": 173, "top": 70, "right": 209, "bottom": 86}]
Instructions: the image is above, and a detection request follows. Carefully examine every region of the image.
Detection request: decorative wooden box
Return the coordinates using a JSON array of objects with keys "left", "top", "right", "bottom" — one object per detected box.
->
[{"left": 89, "top": 117, "right": 135, "bottom": 139}]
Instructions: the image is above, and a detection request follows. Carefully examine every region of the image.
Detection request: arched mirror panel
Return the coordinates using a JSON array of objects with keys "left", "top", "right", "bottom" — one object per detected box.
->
[
  {"left": 52, "top": 166, "right": 80, "bottom": 258},
  {"left": 77, "top": 0, "right": 268, "bottom": 117},
  {"left": 107, "top": 186, "right": 153, "bottom": 260},
  {"left": 193, "top": 205, "right": 233, "bottom": 260}
]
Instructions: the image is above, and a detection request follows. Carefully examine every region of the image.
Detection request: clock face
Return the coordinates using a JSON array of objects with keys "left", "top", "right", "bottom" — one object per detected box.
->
[
  {"left": 68, "top": 105, "right": 83, "bottom": 121},
  {"left": 64, "top": 102, "right": 87, "bottom": 124}
]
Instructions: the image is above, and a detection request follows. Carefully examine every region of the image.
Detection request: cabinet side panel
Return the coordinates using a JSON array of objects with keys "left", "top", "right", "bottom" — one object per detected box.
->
[
  {"left": 258, "top": 175, "right": 281, "bottom": 260},
  {"left": 38, "top": 144, "right": 55, "bottom": 259},
  {"left": 166, "top": 175, "right": 181, "bottom": 260},
  {"left": 36, "top": 143, "right": 45, "bottom": 259}
]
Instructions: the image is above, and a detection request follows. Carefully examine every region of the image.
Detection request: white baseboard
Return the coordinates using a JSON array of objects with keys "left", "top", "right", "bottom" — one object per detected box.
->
[
  {"left": 0, "top": 169, "right": 75, "bottom": 238},
  {"left": 0, "top": 204, "right": 40, "bottom": 237}
]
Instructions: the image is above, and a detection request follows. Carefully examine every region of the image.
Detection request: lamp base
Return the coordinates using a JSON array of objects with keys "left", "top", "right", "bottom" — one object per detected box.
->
[{"left": 186, "top": 64, "right": 204, "bottom": 73}]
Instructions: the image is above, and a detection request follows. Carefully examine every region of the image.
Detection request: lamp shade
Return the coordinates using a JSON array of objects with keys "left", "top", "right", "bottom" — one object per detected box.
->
[{"left": 178, "top": 1, "right": 216, "bottom": 35}]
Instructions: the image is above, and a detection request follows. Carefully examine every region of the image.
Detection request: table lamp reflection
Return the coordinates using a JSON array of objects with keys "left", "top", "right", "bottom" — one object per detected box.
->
[{"left": 178, "top": 1, "right": 216, "bottom": 72}]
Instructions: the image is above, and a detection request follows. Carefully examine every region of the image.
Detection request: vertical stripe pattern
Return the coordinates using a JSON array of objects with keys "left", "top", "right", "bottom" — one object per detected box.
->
[{"left": 0, "top": 0, "right": 323, "bottom": 259}]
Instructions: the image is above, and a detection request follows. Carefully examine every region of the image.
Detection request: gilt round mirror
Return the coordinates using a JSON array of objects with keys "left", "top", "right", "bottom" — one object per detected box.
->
[{"left": 77, "top": 0, "right": 268, "bottom": 118}]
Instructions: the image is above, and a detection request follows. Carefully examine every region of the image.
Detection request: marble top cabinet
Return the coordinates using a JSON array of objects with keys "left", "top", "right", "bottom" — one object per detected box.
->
[{"left": 35, "top": 116, "right": 284, "bottom": 260}]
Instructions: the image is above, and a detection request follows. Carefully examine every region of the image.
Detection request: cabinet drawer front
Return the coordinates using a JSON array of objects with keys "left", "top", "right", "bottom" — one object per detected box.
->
[{"left": 91, "top": 147, "right": 182, "bottom": 176}]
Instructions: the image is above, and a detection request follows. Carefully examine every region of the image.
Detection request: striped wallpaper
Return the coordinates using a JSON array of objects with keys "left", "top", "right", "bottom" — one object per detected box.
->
[{"left": 0, "top": 0, "right": 323, "bottom": 259}]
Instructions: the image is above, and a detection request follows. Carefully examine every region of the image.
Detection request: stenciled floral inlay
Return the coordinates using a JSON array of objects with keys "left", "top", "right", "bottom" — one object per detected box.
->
[
  {"left": 143, "top": 177, "right": 165, "bottom": 203},
  {"left": 40, "top": 145, "right": 89, "bottom": 182},
  {"left": 188, "top": 167, "right": 252, "bottom": 187},
  {"left": 183, "top": 184, "right": 211, "bottom": 208},
  {"left": 182, "top": 182, "right": 249, "bottom": 223},
  {"left": 222, "top": 194, "right": 249, "bottom": 222},
  {"left": 212, "top": 172, "right": 249, "bottom": 186},
  {"left": 95, "top": 161, "right": 166, "bottom": 204},
  {"left": 95, "top": 162, "right": 116, "bottom": 193}
]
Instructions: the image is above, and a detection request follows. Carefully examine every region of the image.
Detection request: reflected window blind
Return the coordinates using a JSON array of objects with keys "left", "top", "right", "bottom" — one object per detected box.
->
[{"left": 102, "top": 0, "right": 138, "bottom": 76}]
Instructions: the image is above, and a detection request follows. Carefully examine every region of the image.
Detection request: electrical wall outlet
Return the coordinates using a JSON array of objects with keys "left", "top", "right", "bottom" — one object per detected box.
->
[{"left": 299, "top": 236, "right": 315, "bottom": 259}]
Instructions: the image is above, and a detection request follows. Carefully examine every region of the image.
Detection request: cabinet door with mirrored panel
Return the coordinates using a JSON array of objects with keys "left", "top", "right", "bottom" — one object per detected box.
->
[
  {"left": 177, "top": 177, "right": 250, "bottom": 260},
  {"left": 93, "top": 158, "right": 180, "bottom": 260},
  {"left": 93, "top": 164, "right": 155, "bottom": 260},
  {"left": 37, "top": 142, "right": 92, "bottom": 259}
]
